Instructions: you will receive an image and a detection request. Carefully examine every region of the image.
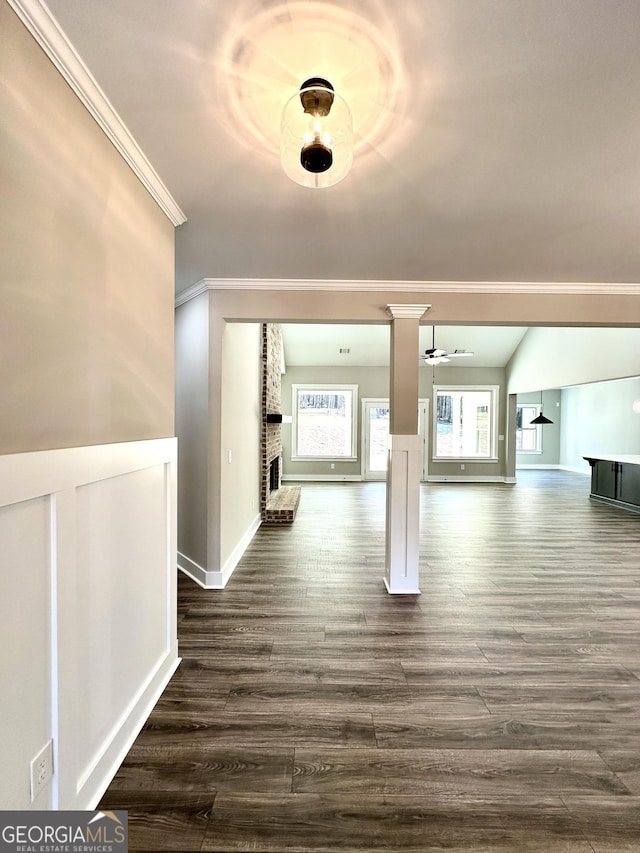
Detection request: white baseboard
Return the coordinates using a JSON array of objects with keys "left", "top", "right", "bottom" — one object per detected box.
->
[
  {"left": 220, "top": 513, "right": 261, "bottom": 584},
  {"left": 282, "top": 474, "right": 362, "bottom": 482},
  {"left": 384, "top": 577, "right": 421, "bottom": 595},
  {"left": 516, "top": 464, "right": 561, "bottom": 469},
  {"left": 177, "top": 551, "right": 210, "bottom": 587},
  {"left": 426, "top": 475, "right": 510, "bottom": 483},
  {"left": 516, "top": 464, "right": 590, "bottom": 475},
  {"left": 84, "top": 651, "right": 180, "bottom": 810},
  {"left": 178, "top": 513, "right": 261, "bottom": 589}
]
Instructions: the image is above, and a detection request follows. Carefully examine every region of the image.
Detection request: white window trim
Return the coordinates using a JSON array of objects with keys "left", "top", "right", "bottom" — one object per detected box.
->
[
  {"left": 291, "top": 383, "right": 359, "bottom": 461},
  {"left": 432, "top": 384, "right": 499, "bottom": 462},
  {"left": 516, "top": 404, "right": 543, "bottom": 454},
  {"left": 361, "top": 397, "right": 390, "bottom": 480}
]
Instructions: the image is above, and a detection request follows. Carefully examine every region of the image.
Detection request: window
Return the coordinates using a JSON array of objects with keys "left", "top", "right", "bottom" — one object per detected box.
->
[
  {"left": 433, "top": 386, "right": 498, "bottom": 460},
  {"left": 292, "top": 384, "right": 358, "bottom": 460},
  {"left": 516, "top": 405, "right": 542, "bottom": 453}
]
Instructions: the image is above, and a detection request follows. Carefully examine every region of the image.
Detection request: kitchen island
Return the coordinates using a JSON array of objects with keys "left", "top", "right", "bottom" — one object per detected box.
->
[{"left": 583, "top": 454, "right": 640, "bottom": 513}]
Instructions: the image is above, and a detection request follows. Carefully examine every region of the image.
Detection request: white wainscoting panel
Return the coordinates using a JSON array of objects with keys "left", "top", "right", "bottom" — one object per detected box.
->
[
  {"left": 384, "top": 434, "right": 421, "bottom": 594},
  {"left": 0, "top": 496, "right": 52, "bottom": 809},
  {"left": 0, "top": 438, "right": 178, "bottom": 811}
]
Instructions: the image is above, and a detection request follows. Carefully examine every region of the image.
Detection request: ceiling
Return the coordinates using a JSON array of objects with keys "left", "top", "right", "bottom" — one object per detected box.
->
[
  {"left": 281, "top": 324, "right": 527, "bottom": 367},
  {"left": 44, "top": 0, "right": 640, "bottom": 294}
]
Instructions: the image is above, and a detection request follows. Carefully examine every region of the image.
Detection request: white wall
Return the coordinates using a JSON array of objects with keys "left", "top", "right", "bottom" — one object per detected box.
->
[
  {"left": 0, "top": 440, "right": 178, "bottom": 810},
  {"left": 560, "top": 377, "right": 640, "bottom": 472},
  {"left": 507, "top": 327, "right": 640, "bottom": 393},
  {"left": 220, "top": 323, "right": 261, "bottom": 580}
]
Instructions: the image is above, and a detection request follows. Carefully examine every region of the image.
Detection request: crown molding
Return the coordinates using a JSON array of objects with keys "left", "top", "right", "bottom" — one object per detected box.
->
[
  {"left": 7, "top": 0, "right": 187, "bottom": 226},
  {"left": 175, "top": 277, "right": 640, "bottom": 306},
  {"left": 386, "top": 304, "right": 431, "bottom": 319}
]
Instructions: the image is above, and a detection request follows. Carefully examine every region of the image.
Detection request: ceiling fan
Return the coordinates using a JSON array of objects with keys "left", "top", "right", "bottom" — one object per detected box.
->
[{"left": 421, "top": 327, "right": 474, "bottom": 365}]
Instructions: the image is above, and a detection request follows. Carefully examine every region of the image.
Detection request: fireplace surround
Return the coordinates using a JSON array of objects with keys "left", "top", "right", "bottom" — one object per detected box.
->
[{"left": 261, "top": 323, "right": 300, "bottom": 523}]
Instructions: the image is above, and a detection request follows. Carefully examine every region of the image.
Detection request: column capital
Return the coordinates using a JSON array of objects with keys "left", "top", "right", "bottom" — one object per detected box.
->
[{"left": 386, "top": 304, "right": 431, "bottom": 320}]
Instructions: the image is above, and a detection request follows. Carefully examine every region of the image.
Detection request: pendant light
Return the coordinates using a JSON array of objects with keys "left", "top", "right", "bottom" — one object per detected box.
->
[
  {"left": 280, "top": 78, "right": 353, "bottom": 188},
  {"left": 530, "top": 390, "right": 553, "bottom": 425}
]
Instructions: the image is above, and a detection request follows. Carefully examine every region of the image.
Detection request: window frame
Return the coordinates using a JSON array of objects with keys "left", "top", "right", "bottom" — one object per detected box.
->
[
  {"left": 291, "top": 383, "right": 359, "bottom": 461},
  {"left": 432, "top": 384, "right": 499, "bottom": 462},
  {"left": 515, "top": 404, "right": 543, "bottom": 454}
]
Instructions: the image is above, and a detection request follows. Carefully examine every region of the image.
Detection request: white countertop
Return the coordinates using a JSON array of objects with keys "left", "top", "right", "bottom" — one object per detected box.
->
[{"left": 583, "top": 454, "right": 640, "bottom": 465}]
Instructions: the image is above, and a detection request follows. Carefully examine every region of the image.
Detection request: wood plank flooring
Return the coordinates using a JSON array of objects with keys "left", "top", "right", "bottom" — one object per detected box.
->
[{"left": 100, "top": 472, "right": 640, "bottom": 852}]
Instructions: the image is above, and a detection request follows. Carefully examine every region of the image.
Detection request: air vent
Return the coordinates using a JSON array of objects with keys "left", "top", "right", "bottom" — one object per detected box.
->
[{"left": 339, "top": 348, "right": 350, "bottom": 354}]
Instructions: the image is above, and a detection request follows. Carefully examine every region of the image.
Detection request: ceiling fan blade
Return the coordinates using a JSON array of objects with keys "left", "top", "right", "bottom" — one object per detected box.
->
[
  {"left": 421, "top": 354, "right": 450, "bottom": 365},
  {"left": 447, "top": 351, "right": 474, "bottom": 358}
]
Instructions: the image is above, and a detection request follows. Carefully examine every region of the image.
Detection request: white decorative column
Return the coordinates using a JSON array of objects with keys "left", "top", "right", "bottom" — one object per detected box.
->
[{"left": 384, "top": 304, "right": 430, "bottom": 594}]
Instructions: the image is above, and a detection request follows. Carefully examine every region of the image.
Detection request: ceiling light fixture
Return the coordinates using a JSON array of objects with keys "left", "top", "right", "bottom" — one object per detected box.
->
[
  {"left": 530, "top": 390, "right": 554, "bottom": 425},
  {"left": 280, "top": 78, "right": 353, "bottom": 188}
]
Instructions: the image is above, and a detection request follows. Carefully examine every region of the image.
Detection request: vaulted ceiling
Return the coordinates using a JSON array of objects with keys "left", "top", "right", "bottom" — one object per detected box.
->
[
  {"left": 281, "top": 324, "right": 528, "bottom": 368},
  {"left": 45, "top": 0, "right": 640, "bottom": 295}
]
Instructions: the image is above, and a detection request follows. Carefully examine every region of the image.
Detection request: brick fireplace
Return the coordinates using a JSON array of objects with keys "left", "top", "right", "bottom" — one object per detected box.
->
[{"left": 261, "top": 323, "right": 300, "bottom": 523}]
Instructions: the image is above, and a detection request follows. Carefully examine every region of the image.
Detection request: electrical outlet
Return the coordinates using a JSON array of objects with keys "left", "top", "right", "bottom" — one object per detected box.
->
[
  {"left": 460, "top": 464, "right": 465, "bottom": 470},
  {"left": 330, "top": 463, "right": 335, "bottom": 469},
  {"left": 30, "top": 740, "right": 53, "bottom": 801}
]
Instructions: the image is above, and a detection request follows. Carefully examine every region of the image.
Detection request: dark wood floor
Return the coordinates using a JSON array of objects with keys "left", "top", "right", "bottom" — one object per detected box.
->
[{"left": 100, "top": 472, "right": 640, "bottom": 852}]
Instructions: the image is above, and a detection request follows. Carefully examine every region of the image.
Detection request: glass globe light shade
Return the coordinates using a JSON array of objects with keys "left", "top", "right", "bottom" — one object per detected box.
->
[{"left": 280, "top": 79, "right": 353, "bottom": 189}]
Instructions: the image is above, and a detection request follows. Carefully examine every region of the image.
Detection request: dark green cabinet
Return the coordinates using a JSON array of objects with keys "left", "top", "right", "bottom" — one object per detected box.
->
[
  {"left": 619, "top": 466, "right": 640, "bottom": 507},
  {"left": 592, "top": 460, "right": 617, "bottom": 500},
  {"left": 584, "top": 456, "right": 640, "bottom": 512}
]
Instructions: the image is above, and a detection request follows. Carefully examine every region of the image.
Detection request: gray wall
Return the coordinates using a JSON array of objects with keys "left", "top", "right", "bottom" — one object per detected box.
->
[
  {"left": 175, "top": 311, "right": 262, "bottom": 575},
  {"left": 516, "top": 390, "right": 561, "bottom": 467},
  {"left": 560, "top": 377, "right": 640, "bottom": 472},
  {"left": 220, "top": 323, "right": 261, "bottom": 564},
  {"left": 175, "top": 292, "right": 210, "bottom": 569},
  {"left": 423, "top": 366, "right": 508, "bottom": 479},
  {"left": 0, "top": 2, "right": 175, "bottom": 454},
  {"left": 281, "top": 364, "right": 509, "bottom": 479},
  {"left": 281, "top": 366, "right": 389, "bottom": 478}
]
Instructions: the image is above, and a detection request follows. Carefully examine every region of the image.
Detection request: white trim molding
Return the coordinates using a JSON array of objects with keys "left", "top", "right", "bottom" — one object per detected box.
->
[
  {"left": 282, "top": 474, "right": 363, "bottom": 482},
  {"left": 176, "top": 277, "right": 640, "bottom": 306},
  {"left": 386, "top": 304, "right": 431, "bottom": 320},
  {"left": 178, "top": 513, "right": 261, "bottom": 589},
  {"left": 291, "top": 383, "right": 359, "bottom": 462},
  {"left": 427, "top": 475, "right": 511, "bottom": 483},
  {"left": 516, "top": 464, "right": 562, "bottom": 470},
  {"left": 7, "top": 0, "right": 186, "bottom": 226}
]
